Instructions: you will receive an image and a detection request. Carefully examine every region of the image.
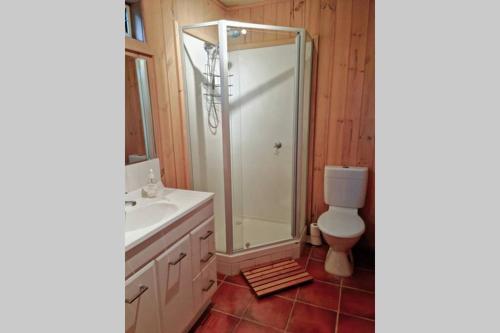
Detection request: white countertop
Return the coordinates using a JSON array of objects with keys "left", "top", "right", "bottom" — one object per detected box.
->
[{"left": 124, "top": 187, "right": 214, "bottom": 251}]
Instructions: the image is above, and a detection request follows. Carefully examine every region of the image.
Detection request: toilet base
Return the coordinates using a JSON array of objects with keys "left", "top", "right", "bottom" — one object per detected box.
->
[{"left": 324, "top": 247, "right": 354, "bottom": 277}]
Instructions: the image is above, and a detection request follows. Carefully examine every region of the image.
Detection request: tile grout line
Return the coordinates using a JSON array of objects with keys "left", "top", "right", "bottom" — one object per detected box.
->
[
  {"left": 211, "top": 308, "right": 242, "bottom": 320},
  {"left": 218, "top": 253, "right": 372, "bottom": 332},
  {"left": 264, "top": 295, "right": 375, "bottom": 323},
  {"left": 309, "top": 256, "right": 375, "bottom": 273},
  {"left": 212, "top": 300, "right": 374, "bottom": 330},
  {"left": 284, "top": 299, "right": 296, "bottom": 333},
  {"left": 214, "top": 248, "right": 375, "bottom": 331},
  {"left": 239, "top": 317, "right": 286, "bottom": 332},
  {"left": 219, "top": 280, "right": 250, "bottom": 289},
  {"left": 212, "top": 307, "right": 286, "bottom": 332},
  {"left": 334, "top": 279, "right": 343, "bottom": 333},
  {"left": 294, "top": 299, "right": 338, "bottom": 313},
  {"left": 340, "top": 284, "right": 375, "bottom": 294},
  {"left": 283, "top": 244, "right": 314, "bottom": 332},
  {"left": 338, "top": 311, "right": 375, "bottom": 322},
  {"left": 231, "top": 289, "right": 256, "bottom": 333},
  {"left": 216, "top": 286, "right": 307, "bottom": 332},
  {"left": 307, "top": 277, "right": 374, "bottom": 295}
]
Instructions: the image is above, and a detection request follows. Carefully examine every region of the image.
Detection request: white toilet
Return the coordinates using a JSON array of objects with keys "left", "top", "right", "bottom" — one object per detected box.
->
[{"left": 317, "top": 166, "right": 368, "bottom": 277}]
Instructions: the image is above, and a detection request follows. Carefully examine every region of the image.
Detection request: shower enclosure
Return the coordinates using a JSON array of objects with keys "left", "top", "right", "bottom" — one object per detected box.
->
[{"left": 180, "top": 20, "right": 312, "bottom": 255}]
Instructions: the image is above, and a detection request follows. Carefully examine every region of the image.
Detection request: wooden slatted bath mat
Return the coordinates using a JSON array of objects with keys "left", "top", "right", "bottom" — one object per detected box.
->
[{"left": 241, "top": 258, "right": 313, "bottom": 297}]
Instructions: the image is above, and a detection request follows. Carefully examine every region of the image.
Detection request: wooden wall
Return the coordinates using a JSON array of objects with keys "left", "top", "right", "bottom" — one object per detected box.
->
[
  {"left": 148, "top": 0, "right": 375, "bottom": 248},
  {"left": 155, "top": 0, "right": 227, "bottom": 189},
  {"left": 226, "top": 0, "right": 375, "bottom": 249}
]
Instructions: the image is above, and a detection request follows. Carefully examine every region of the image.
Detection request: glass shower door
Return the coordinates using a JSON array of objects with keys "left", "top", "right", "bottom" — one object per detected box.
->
[{"left": 226, "top": 26, "right": 300, "bottom": 251}]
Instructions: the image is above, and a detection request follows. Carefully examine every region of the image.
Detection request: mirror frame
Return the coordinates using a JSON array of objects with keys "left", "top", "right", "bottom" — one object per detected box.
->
[{"left": 125, "top": 51, "right": 160, "bottom": 166}]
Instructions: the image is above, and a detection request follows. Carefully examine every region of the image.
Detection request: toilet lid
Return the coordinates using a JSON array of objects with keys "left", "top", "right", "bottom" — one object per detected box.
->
[{"left": 317, "top": 210, "right": 365, "bottom": 238}]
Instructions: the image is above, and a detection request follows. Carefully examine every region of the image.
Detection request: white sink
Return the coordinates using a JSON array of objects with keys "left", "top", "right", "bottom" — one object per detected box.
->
[
  {"left": 125, "top": 201, "right": 178, "bottom": 232},
  {"left": 124, "top": 187, "right": 214, "bottom": 251}
]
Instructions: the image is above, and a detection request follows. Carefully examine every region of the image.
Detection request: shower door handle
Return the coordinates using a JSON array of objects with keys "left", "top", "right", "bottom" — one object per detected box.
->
[{"left": 274, "top": 142, "right": 282, "bottom": 155}]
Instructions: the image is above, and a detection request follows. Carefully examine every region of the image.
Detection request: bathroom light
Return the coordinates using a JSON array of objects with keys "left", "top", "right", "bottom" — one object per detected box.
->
[{"left": 241, "top": 29, "right": 247, "bottom": 35}]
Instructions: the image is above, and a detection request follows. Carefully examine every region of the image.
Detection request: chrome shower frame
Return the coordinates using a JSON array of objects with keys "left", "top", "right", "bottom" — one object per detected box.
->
[{"left": 179, "top": 20, "right": 307, "bottom": 255}]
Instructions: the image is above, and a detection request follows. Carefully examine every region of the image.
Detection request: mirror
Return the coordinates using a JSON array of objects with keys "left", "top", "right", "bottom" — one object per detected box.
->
[{"left": 125, "top": 54, "right": 156, "bottom": 165}]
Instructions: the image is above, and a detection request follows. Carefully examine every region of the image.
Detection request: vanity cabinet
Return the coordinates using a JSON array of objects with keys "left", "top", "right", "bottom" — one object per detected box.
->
[
  {"left": 125, "top": 262, "right": 162, "bottom": 333},
  {"left": 155, "top": 234, "right": 193, "bottom": 333},
  {"left": 125, "top": 199, "right": 215, "bottom": 333}
]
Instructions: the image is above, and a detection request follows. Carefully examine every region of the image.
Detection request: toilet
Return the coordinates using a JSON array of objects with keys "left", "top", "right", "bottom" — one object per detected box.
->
[{"left": 317, "top": 166, "right": 368, "bottom": 277}]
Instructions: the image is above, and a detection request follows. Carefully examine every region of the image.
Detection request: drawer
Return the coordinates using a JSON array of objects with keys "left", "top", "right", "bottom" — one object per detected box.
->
[
  {"left": 193, "top": 257, "right": 217, "bottom": 311},
  {"left": 155, "top": 234, "right": 194, "bottom": 333},
  {"left": 190, "top": 217, "right": 215, "bottom": 278},
  {"left": 125, "top": 261, "right": 162, "bottom": 333}
]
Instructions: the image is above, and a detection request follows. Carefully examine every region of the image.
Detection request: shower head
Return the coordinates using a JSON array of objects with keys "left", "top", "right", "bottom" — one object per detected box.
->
[{"left": 204, "top": 42, "right": 216, "bottom": 52}]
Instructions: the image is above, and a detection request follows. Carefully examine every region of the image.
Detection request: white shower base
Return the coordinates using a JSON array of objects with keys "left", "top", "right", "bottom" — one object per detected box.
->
[
  {"left": 215, "top": 220, "right": 306, "bottom": 276},
  {"left": 233, "top": 217, "right": 292, "bottom": 251}
]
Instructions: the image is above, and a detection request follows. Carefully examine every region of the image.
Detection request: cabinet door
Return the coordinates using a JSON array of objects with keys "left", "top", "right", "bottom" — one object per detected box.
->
[
  {"left": 155, "top": 234, "right": 193, "bottom": 333},
  {"left": 125, "top": 261, "right": 161, "bottom": 333},
  {"left": 190, "top": 217, "right": 215, "bottom": 278}
]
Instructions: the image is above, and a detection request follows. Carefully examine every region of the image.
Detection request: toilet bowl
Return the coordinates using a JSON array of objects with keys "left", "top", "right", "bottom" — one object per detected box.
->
[{"left": 317, "top": 166, "right": 368, "bottom": 277}]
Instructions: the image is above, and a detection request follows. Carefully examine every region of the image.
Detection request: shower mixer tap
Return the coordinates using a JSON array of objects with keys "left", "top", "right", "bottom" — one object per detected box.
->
[{"left": 274, "top": 141, "right": 282, "bottom": 155}]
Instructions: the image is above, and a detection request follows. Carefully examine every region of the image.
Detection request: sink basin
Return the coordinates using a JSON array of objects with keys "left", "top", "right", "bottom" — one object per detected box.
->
[{"left": 125, "top": 202, "right": 178, "bottom": 232}]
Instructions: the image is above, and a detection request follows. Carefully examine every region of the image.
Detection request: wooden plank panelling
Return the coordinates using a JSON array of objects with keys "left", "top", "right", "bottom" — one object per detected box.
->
[
  {"left": 276, "top": 0, "right": 292, "bottom": 26},
  {"left": 147, "top": 0, "right": 227, "bottom": 189},
  {"left": 134, "top": 0, "right": 177, "bottom": 186},
  {"left": 227, "top": 0, "right": 375, "bottom": 249},
  {"left": 263, "top": 2, "right": 278, "bottom": 40},
  {"left": 357, "top": 0, "right": 375, "bottom": 247},
  {"left": 250, "top": 6, "right": 264, "bottom": 42},
  {"left": 147, "top": 0, "right": 375, "bottom": 249},
  {"left": 310, "top": 0, "right": 336, "bottom": 229},
  {"left": 326, "top": 0, "right": 353, "bottom": 165},
  {"left": 341, "top": 0, "right": 370, "bottom": 166},
  {"left": 291, "top": 0, "right": 306, "bottom": 28}
]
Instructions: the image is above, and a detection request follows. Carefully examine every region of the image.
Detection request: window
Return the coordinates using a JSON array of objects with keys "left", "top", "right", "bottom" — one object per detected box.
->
[
  {"left": 125, "top": 2, "right": 145, "bottom": 42},
  {"left": 125, "top": 4, "right": 132, "bottom": 37}
]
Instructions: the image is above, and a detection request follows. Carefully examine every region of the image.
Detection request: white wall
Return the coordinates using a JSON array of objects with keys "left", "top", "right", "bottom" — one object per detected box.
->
[
  {"left": 183, "top": 33, "right": 226, "bottom": 252},
  {"left": 125, "top": 158, "right": 161, "bottom": 193}
]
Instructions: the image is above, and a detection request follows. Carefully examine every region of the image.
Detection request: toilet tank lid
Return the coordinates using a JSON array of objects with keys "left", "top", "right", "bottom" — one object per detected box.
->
[{"left": 325, "top": 166, "right": 368, "bottom": 179}]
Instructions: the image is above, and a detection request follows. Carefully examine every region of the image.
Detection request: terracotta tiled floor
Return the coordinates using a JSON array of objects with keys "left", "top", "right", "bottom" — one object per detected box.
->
[{"left": 191, "top": 244, "right": 375, "bottom": 333}]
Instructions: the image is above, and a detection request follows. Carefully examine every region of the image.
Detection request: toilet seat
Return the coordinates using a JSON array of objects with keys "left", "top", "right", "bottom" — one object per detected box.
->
[{"left": 317, "top": 208, "right": 365, "bottom": 238}]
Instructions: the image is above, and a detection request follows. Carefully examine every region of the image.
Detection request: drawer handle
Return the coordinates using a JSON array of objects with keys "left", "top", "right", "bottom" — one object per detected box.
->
[
  {"left": 201, "top": 252, "right": 214, "bottom": 263},
  {"left": 125, "top": 285, "right": 148, "bottom": 304},
  {"left": 199, "top": 230, "right": 213, "bottom": 240},
  {"left": 202, "top": 279, "right": 215, "bottom": 292},
  {"left": 169, "top": 252, "right": 187, "bottom": 266}
]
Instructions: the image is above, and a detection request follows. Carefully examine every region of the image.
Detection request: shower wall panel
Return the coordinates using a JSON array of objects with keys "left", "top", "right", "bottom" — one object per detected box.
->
[{"left": 183, "top": 33, "right": 226, "bottom": 252}]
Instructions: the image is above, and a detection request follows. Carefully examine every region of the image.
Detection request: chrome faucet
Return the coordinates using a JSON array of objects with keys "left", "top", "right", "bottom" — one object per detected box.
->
[{"left": 125, "top": 200, "right": 136, "bottom": 207}]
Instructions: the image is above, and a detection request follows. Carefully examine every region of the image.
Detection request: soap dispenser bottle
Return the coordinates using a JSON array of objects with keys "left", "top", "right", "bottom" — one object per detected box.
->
[{"left": 142, "top": 169, "right": 159, "bottom": 198}]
